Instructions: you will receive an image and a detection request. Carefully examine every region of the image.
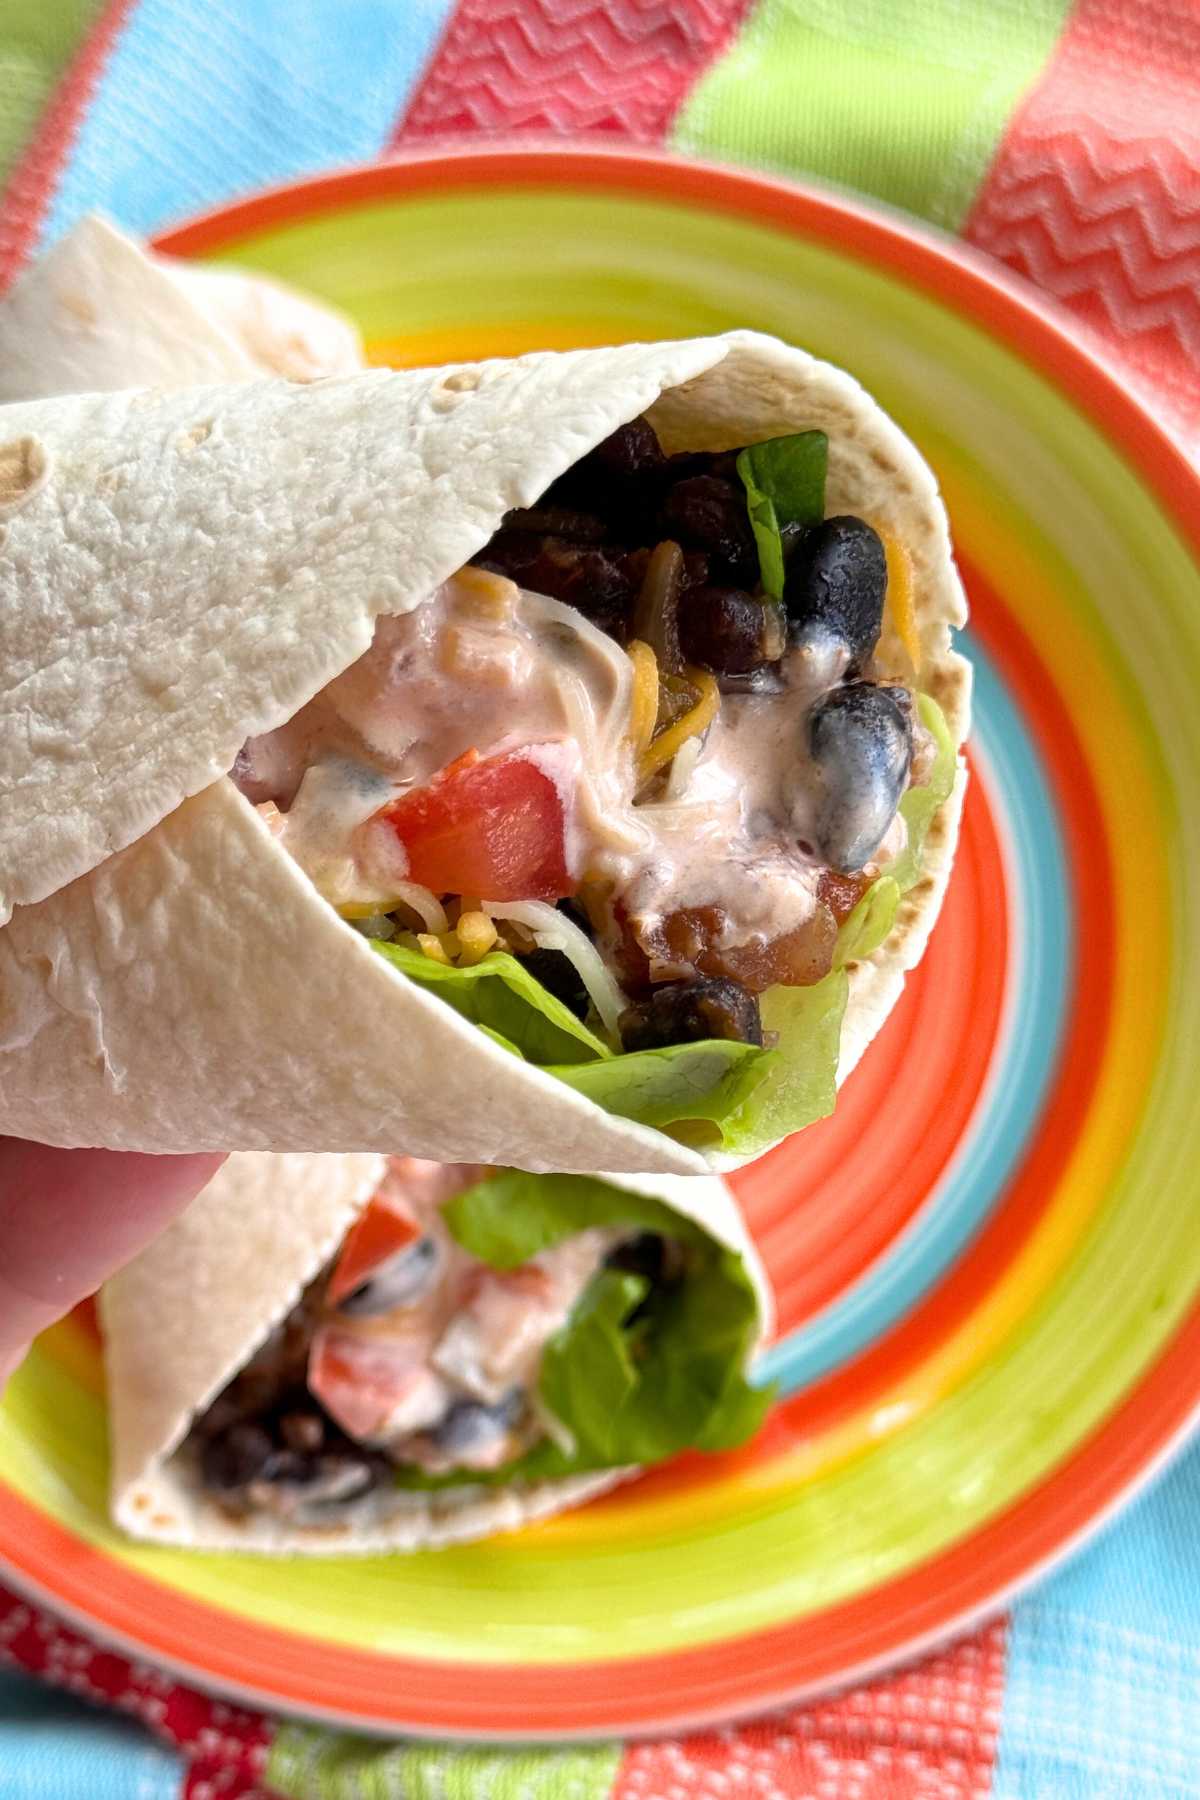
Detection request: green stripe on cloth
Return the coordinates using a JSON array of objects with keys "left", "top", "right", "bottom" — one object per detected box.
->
[
  {"left": 267, "top": 1724, "right": 623, "bottom": 1800},
  {"left": 670, "top": 0, "right": 1072, "bottom": 231},
  {"left": 0, "top": 0, "right": 103, "bottom": 187}
]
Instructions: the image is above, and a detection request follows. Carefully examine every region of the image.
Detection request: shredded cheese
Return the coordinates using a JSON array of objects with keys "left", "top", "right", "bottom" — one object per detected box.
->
[
  {"left": 449, "top": 565, "right": 518, "bottom": 620},
  {"left": 626, "top": 639, "right": 660, "bottom": 755},
  {"left": 638, "top": 670, "right": 719, "bottom": 786},
  {"left": 664, "top": 731, "right": 704, "bottom": 800},
  {"left": 336, "top": 885, "right": 448, "bottom": 934},
  {"left": 416, "top": 932, "right": 451, "bottom": 965},
  {"left": 456, "top": 910, "right": 499, "bottom": 965},
  {"left": 477, "top": 897, "right": 628, "bottom": 1044},
  {"left": 880, "top": 529, "right": 921, "bottom": 672}
]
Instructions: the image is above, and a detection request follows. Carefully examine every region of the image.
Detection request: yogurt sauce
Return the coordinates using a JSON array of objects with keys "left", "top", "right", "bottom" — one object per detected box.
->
[{"left": 233, "top": 570, "right": 904, "bottom": 957}]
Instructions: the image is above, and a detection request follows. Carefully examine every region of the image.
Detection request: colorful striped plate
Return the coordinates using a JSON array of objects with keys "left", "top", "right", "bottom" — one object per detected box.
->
[{"left": 3, "top": 146, "right": 1200, "bottom": 1740}]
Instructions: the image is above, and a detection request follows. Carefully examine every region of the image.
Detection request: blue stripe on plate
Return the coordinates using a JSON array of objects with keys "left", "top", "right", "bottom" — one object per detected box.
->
[
  {"left": 40, "top": 0, "right": 455, "bottom": 248},
  {"left": 759, "top": 632, "right": 1072, "bottom": 1394}
]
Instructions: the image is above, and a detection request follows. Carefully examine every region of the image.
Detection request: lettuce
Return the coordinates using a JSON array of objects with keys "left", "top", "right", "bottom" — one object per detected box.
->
[
  {"left": 736, "top": 430, "right": 828, "bottom": 600},
  {"left": 547, "top": 1038, "right": 772, "bottom": 1141},
  {"left": 370, "top": 693, "right": 956, "bottom": 1151},
  {"left": 889, "top": 693, "right": 957, "bottom": 893},
  {"left": 835, "top": 877, "right": 900, "bottom": 968},
  {"left": 371, "top": 940, "right": 609, "bottom": 1065},
  {"left": 712, "top": 964, "right": 846, "bottom": 1158},
  {"left": 395, "top": 1171, "right": 772, "bottom": 1487}
]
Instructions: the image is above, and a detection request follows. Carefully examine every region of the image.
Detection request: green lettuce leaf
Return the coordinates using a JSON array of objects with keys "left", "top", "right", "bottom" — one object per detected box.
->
[
  {"left": 889, "top": 693, "right": 957, "bottom": 893},
  {"left": 394, "top": 1170, "right": 772, "bottom": 1487},
  {"left": 718, "top": 964, "right": 849, "bottom": 1159},
  {"left": 443, "top": 1169, "right": 712, "bottom": 1264},
  {"left": 834, "top": 877, "right": 900, "bottom": 969},
  {"left": 371, "top": 940, "right": 609, "bottom": 1065},
  {"left": 547, "top": 1038, "right": 773, "bottom": 1143},
  {"left": 736, "top": 430, "right": 828, "bottom": 600}
]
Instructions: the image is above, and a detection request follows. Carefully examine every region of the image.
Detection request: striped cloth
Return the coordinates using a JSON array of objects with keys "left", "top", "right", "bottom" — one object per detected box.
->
[{"left": 2, "top": 3, "right": 1200, "bottom": 1795}]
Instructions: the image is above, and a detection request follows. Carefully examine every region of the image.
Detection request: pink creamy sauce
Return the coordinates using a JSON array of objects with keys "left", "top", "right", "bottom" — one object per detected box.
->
[
  {"left": 308, "top": 1157, "right": 616, "bottom": 1476},
  {"left": 233, "top": 571, "right": 907, "bottom": 961}
]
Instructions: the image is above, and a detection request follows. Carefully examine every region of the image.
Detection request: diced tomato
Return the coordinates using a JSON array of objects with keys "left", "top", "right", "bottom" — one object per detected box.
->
[
  {"left": 309, "top": 1327, "right": 443, "bottom": 1441},
  {"left": 380, "top": 746, "right": 576, "bottom": 903},
  {"left": 327, "top": 1195, "right": 421, "bottom": 1307}
]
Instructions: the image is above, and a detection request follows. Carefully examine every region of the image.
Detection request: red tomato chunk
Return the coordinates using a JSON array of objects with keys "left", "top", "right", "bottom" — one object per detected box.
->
[{"left": 380, "top": 748, "right": 576, "bottom": 903}]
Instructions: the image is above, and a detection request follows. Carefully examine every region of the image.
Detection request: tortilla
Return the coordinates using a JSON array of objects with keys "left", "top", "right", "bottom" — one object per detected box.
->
[
  {"left": 100, "top": 1154, "right": 772, "bottom": 1552},
  {"left": 0, "top": 214, "right": 363, "bottom": 402},
  {"left": 0, "top": 330, "right": 969, "bottom": 1170}
]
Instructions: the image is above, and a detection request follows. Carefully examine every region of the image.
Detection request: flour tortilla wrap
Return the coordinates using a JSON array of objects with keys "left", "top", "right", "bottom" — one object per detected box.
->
[
  {"left": 100, "top": 1154, "right": 772, "bottom": 1553},
  {"left": 0, "top": 331, "right": 968, "bottom": 1171},
  {"left": 0, "top": 214, "right": 363, "bottom": 401}
]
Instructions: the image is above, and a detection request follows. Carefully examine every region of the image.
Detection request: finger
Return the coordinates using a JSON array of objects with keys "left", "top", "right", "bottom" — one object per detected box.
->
[{"left": 0, "top": 1143, "right": 223, "bottom": 1382}]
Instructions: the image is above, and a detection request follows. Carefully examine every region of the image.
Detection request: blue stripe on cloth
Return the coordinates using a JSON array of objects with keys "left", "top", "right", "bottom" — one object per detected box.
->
[
  {"left": 995, "top": 1432, "right": 1200, "bottom": 1799},
  {"left": 0, "top": 1670, "right": 180, "bottom": 1799},
  {"left": 39, "top": 0, "right": 455, "bottom": 248}
]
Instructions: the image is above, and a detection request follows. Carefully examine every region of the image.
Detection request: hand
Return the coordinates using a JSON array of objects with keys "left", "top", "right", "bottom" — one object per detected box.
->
[{"left": 0, "top": 1141, "right": 224, "bottom": 1386}]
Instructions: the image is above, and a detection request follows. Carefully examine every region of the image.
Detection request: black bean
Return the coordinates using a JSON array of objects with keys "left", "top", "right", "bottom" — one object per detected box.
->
[
  {"left": 433, "top": 1392, "right": 525, "bottom": 1462},
  {"left": 336, "top": 1235, "right": 441, "bottom": 1317},
  {"left": 784, "top": 516, "right": 886, "bottom": 669},
  {"left": 279, "top": 1410, "right": 326, "bottom": 1454},
  {"left": 546, "top": 418, "right": 667, "bottom": 528},
  {"left": 521, "top": 947, "right": 592, "bottom": 1021},
  {"left": 680, "top": 587, "right": 786, "bottom": 675},
  {"left": 586, "top": 417, "right": 666, "bottom": 483},
  {"left": 663, "top": 449, "right": 739, "bottom": 485},
  {"left": 265, "top": 1450, "right": 379, "bottom": 1506},
  {"left": 620, "top": 977, "right": 763, "bottom": 1052},
  {"left": 200, "top": 1423, "right": 276, "bottom": 1491},
  {"left": 808, "top": 681, "right": 913, "bottom": 874},
  {"left": 475, "top": 534, "right": 635, "bottom": 636},
  {"left": 606, "top": 1233, "right": 667, "bottom": 1285},
  {"left": 501, "top": 506, "right": 607, "bottom": 542},
  {"left": 660, "top": 476, "right": 758, "bottom": 584}
]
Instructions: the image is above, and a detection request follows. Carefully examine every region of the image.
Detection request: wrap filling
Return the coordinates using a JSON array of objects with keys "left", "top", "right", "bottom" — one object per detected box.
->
[
  {"left": 188, "top": 1157, "right": 768, "bottom": 1523},
  {"left": 232, "top": 417, "right": 957, "bottom": 1152}
]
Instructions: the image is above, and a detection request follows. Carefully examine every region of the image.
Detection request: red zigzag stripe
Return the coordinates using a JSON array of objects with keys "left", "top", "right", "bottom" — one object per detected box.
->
[
  {"left": 394, "top": 0, "right": 753, "bottom": 143},
  {"left": 966, "top": 0, "right": 1200, "bottom": 441},
  {"left": 0, "top": 0, "right": 138, "bottom": 291}
]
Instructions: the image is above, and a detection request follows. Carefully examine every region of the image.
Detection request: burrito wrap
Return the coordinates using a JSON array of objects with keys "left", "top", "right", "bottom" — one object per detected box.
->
[
  {"left": 101, "top": 1153, "right": 771, "bottom": 1552},
  {"left": 0, "top": 214, "right": 362, "bottom": 402},
  {"left": 0, "top": 329, "right": 968, "bottom": 1168}
]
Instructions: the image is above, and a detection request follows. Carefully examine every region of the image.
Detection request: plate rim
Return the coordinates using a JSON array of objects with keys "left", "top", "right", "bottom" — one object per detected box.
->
[{"left": 3, "top": 142, "right": 1199, "bottom": 1741}]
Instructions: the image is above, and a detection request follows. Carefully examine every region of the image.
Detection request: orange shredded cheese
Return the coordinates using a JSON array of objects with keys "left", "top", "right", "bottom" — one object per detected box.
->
[
  {"left": 455, "top": 910, "right": 498, "bottom": 965},
  {"left": 452, "top": 564, "right": 517, "bottom": 619},
  {"left": 880, "top": 529, "right": 920, "bottom": 671},
  {"left": 627, "top": 639, "right": 660, "bottom": 754},
  {"left": 638, "top": 670, "right": 719, "bottom": 785}
]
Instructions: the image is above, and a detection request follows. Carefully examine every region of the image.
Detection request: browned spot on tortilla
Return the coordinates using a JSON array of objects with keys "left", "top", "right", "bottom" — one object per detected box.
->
[
  {"left": 132, "top": 1491, "right": 150, "bottom": 1512},
  {"left": 0, "top": 436, "right": 48, "bottom": 514},
  {"left": 178, "top": 421, "right": 212, "bottom": 452},
  {"left": 441, "top": 370, "right": 479, "bottom": 393},
  {"left": 60, "top": 288, "right": 98, "bottom": 326}
]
